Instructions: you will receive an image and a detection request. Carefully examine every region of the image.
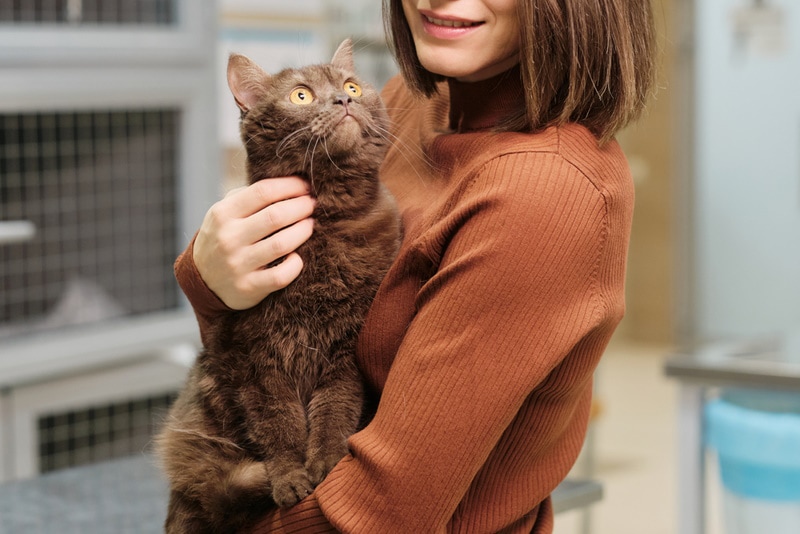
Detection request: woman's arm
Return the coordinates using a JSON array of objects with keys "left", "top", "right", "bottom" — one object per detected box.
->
[{"left": 250, "top": 151, "right": 623, "bottom": 532}]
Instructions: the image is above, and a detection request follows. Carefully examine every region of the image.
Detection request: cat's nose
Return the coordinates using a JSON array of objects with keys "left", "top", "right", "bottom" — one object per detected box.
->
[{"left": 333, "top": 94, "right": 352, "bottom": 107}]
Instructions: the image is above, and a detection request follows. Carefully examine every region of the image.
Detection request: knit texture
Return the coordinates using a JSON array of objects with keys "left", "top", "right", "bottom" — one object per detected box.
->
[{"left": 174, "top": 68, "right": 634, "bottom": 533}]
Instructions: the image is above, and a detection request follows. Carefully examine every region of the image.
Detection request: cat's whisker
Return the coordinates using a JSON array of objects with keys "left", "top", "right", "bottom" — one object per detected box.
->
[
  {"left": 303, "top": 134, "right": 318, "bottom": 178},
  {"left": 276, "top": 125, "right": 313, "bottom": 158},
  {"left": 254, "top": 118, "right": 280, "bottom": 145},
  {"left": 369, "top": 122, "right": 431, "bottom": 165},
  {"left": 305, "top": 135, "right": 319, "bottom": 187},
  {"left": 370, "top": 124, "right": 435, "bottom": 187},
  {"left": 242, "top": 129, "right": 262, "bottom": 146},
  {"left": 321, "top": 136, "right": 347, "bottom": 176},
  {"left": 308, "top": 136, "right": 332, "bottom": 218}
]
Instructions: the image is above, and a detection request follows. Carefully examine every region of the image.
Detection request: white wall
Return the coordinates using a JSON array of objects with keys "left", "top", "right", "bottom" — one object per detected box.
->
[{"left": 689, "top": 0, "right": 800, "bottom": 341}]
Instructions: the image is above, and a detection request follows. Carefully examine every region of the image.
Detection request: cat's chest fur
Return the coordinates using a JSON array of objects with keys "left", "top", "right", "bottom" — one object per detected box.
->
[{"left": 205, "top": 194, "right": 398, "bottom": 383}]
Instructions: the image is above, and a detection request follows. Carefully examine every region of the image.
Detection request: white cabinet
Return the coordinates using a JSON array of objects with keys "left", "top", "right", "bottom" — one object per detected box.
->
[{"left": 0, "top": 348, "right": 193, "bottom": 482}]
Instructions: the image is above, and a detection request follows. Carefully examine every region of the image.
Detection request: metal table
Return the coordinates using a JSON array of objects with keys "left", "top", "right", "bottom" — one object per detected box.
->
[
  {"left": 0, "top": 456, "right": 167, "bottom": 534},
  {"left": 0, "top": 455, "right": 602, "bottom": 533},
  {"left": 664, "top": 339, "right": 800, "bottom": 534}
]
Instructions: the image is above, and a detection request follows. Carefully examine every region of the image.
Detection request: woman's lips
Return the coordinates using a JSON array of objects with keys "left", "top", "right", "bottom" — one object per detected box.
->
[{"left": 419, "top": 12, "right": 484, "bottom": 39}]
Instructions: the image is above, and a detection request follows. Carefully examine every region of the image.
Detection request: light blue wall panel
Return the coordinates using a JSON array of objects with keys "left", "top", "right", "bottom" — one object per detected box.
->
[{"left": 693, "top": 0, "right": 800, "bottom": 339}]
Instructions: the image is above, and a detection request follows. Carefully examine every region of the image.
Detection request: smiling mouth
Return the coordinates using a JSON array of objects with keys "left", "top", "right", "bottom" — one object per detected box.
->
[{"left": 424, "top": 15, "right": 483, "bottom": 28}]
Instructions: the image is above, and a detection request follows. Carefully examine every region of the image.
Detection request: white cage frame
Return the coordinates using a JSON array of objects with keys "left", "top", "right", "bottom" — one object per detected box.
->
[
  {"left": 0, "top": 65, "right": 216, "bottom": 387},
  {"left": 2, "top": 350, "right": 192, "bottom": 480},
  {"left": 0, "top": 0, "right": 214, "bottom": 67}
]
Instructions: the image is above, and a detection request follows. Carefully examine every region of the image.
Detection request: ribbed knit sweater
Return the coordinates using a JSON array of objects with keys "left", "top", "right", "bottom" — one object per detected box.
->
[{"left": 174, "top": 67, "right": 634, "bottom": 533}]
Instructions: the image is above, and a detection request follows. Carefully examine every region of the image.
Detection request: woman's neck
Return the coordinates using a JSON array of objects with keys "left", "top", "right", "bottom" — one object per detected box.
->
[{"left": 446, "top": 64, "right": 525, "bottom": 133}]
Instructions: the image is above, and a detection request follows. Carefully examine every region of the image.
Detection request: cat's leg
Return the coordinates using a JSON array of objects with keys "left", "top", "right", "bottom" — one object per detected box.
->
[
  {"left": 165, "top": 489, "right": 215, "bottom": 534},
  {"left": 305, "top": 353, "right": 364, "bottom": 485},
  {"left": 157, "top": 392, "right": 273, "bottom": 531},
  {"left": 240, "top": 378, "right": 313, "bottom": 507}
]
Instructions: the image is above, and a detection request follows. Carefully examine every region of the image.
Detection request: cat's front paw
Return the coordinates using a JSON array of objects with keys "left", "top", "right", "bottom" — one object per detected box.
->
[
  {"left": 271, "top": 467, "right": 313, "bottom": 508},
  {"left": 306, "top": 452, "right": 346, "bottom": 486}
]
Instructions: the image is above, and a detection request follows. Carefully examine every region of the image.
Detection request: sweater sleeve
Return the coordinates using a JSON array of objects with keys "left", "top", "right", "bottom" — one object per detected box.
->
[
  {"left": 174, "top": 235, "right": 233, "bottom": 344},
  {"left": 247, "top": 495, "right": 336, "bottom": 533},
  {"left": 300, "top": 152, "right": 613, "bottom": 532}
]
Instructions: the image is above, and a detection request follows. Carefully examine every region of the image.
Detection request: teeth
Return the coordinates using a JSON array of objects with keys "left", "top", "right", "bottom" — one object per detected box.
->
[{"left": 425, "top": 15, "right": 478, "bottom": 28}]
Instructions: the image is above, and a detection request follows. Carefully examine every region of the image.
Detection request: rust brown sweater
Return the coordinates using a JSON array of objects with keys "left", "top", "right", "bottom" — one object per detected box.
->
[{"left": 174, "top": 68, "right": 634, "bottom": 533}]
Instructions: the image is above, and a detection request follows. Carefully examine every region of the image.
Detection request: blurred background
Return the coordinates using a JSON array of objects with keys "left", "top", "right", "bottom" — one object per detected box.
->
[{"left": 0, "top": 1, "right": 798, "bottom": 533}]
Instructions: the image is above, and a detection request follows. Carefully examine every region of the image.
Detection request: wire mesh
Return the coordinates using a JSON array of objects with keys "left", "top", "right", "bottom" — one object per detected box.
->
[
  {"left": 0, "top": 109, "right": 180, "bottom": 336},
  {"left": 0, "top": 0, "right": 175, "bottom": 25},
  {"left": 37, "top": 391, "right": 178, "bottom": 473}
]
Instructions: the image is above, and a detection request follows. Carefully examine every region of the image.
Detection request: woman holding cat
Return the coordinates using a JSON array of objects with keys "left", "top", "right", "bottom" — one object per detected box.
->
[{"left": 176, "top": 0, "right": 656, "bottom": 532}]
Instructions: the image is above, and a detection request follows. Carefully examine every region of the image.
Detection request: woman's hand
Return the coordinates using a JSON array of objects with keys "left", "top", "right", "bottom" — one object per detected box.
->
[{"left": 193, "top": 177, "right": 316, "bottom": 310}]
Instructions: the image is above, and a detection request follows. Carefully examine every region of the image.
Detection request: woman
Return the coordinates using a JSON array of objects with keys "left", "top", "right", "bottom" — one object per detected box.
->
[{"left": 178, "top": 0, "right": 656, "bottom": 532}]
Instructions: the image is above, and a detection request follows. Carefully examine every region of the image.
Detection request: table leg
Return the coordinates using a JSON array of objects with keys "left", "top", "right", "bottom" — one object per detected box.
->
[{"left": 677, "top": 383, "right": 706, "bottom": 534}]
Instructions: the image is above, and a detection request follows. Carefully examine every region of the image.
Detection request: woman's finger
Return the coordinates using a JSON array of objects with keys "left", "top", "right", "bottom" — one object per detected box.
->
[
  {"left": 247, "top": 252, "right": 305, "bottom": 295},
  {"left": 243, "top": 217, "right": 315, "bottom": 271},
  {"left": 239, "top": 194, "right": 316, "bottom": 245},
  {"left": 224, "top": 177, "right": 311, "bottom": 219}
]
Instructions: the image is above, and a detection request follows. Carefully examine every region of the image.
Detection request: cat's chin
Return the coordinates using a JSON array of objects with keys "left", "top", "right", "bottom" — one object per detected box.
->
[{"left": 327, "top": 117, "right": 365, "bottom": 154}]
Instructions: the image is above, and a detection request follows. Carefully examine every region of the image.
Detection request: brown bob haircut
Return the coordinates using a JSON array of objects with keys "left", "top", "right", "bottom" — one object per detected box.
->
[{"left": 383, "top": 0, "right": 656, "bottom": 142}]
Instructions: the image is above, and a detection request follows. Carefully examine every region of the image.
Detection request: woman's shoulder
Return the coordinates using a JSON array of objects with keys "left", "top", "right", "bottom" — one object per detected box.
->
[
  {"left": 470, "top": 124, "right": 633, "bottom": 199},
  {"left": 443, "top": 124, "right": 633, "bottom": 227}
]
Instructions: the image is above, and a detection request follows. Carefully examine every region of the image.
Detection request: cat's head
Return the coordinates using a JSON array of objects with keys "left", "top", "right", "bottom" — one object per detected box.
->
[{"left": 227, "top": 40, "right": 389, "bottom": 181}]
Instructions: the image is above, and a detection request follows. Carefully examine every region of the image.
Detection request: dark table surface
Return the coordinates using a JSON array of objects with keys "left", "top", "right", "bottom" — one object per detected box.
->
[{"left": 0, "top": 455, "right": 602, "bottom": 533}]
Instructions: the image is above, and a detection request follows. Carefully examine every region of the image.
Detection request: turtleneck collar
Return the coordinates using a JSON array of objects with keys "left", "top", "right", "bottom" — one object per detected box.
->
[{"left": 446, "top": 64, "right": 525, "bottom": 133}]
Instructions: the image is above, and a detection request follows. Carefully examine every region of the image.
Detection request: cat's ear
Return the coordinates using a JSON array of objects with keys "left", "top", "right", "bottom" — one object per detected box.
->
[
  {"left": 227, "top": 54, "right": 271, "bottom": 113},
  {"left": 331, "top": 39, "right": 355, "bottom": 73}
]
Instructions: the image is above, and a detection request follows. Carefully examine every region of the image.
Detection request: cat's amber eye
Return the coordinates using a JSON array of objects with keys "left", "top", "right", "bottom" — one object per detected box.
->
[
  {"left": 344, "top": 82, "right": 362, "bottom": 98},
  {"left": 289, "top": 87, "right": 315, "bottom": 105}
]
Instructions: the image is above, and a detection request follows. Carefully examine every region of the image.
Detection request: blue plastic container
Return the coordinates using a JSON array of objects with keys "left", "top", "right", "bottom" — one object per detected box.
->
[{"left": 705, "top": 390, "right": 800, "bottom": 533}]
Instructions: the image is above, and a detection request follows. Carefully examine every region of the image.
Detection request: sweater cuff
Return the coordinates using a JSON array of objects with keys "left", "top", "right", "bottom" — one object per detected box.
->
[
  {"left": 249, "top": 494, "right": 337, "bottom": 533},
  {"left": 174, "top": 234, "right": 232, "bottom": 317}
]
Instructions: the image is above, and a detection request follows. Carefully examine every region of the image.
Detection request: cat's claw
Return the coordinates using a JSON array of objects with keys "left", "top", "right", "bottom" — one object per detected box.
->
[{"left": 271, "top": 468, "right": 314, "bottom": 508}]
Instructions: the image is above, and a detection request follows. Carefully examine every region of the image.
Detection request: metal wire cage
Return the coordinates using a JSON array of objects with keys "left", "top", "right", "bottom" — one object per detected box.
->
[
  {"left": 0, "top": 0, "right": 176, "bottom": 25},
  {"left": 0, "top": 0, "right": 218, "bottom": 481},
  {"left": 0, "top": 110, "right": 180, "bottom": 335},
  {"left": 37, "top": 390, "right": 178, "bottom": 473}
]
